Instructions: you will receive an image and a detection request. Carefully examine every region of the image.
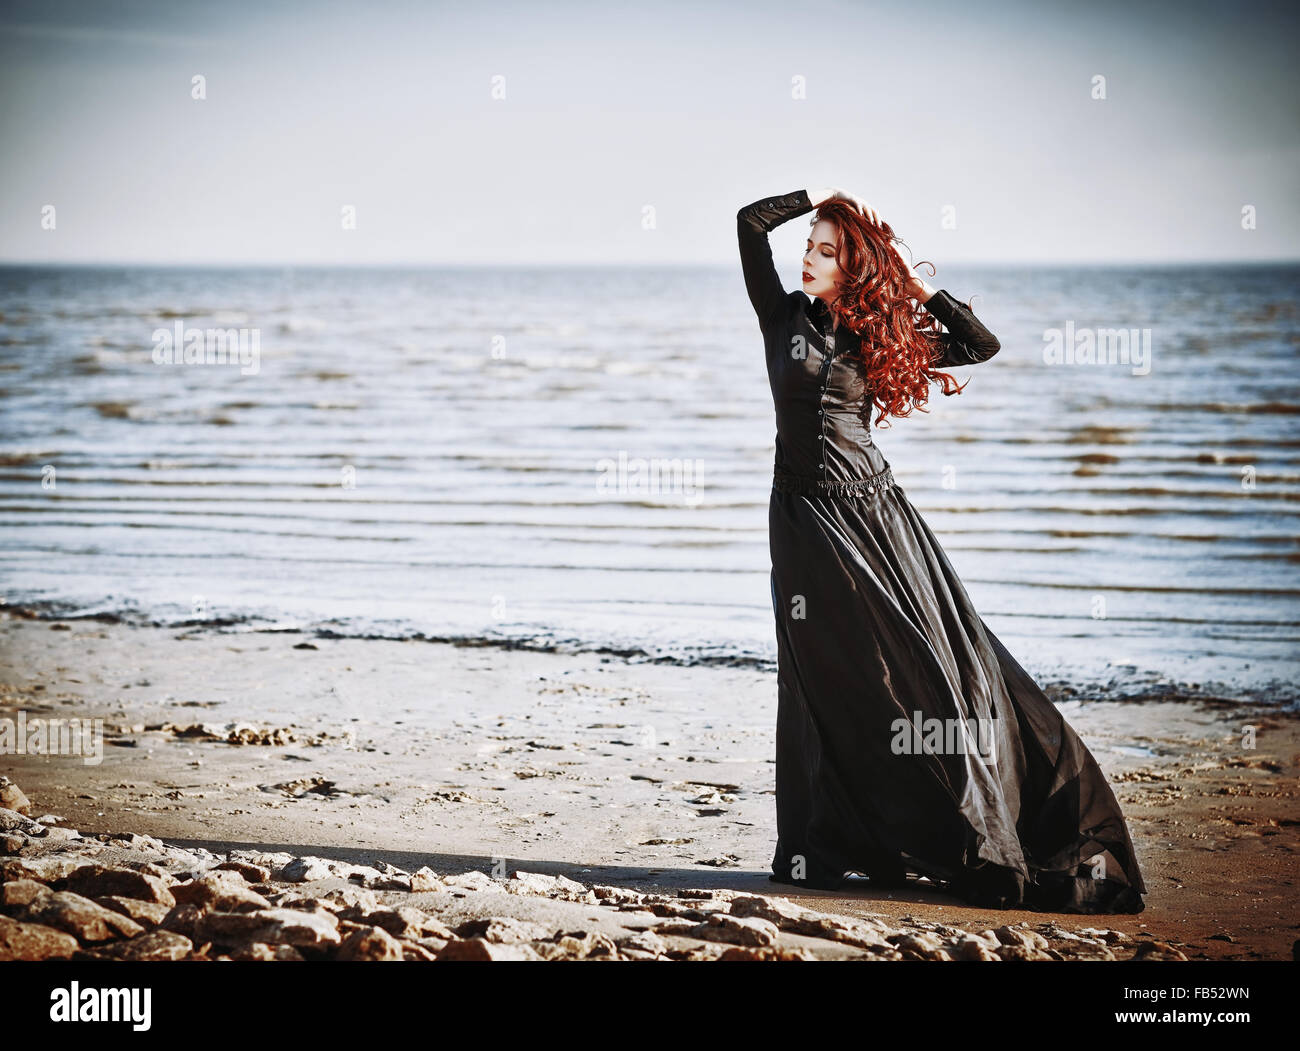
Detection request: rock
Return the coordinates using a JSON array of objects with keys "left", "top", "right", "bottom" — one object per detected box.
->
[
  {"left": 123, "top": 860, "right": 180, "bottom": 882},
  {"left": 279, "top": 856, "right": 350, "bottom": 883},
  {"left": 684, "top": 914, "right": 780, "bottom": 947},
  {"left": 273, "top": 900, "right": 340, "bottom": 924},
  {"left": 101, "top": 831, "right": 169, "bottom": 852},
  {"left": 442, "top": 870, "right": 503, "bottom": 894},
  {"left": 0, "top": 777, "right": 31, "bottom": 815},
  {"left": 410, "top": 867, "right": 444, "bottom": 892},
  {"left": 593, "top": 885, "right": 645, "bottom": 906},
  {"left": 226, "top": 849, "right": 296, "bottom": 877},
  {"left": 0, "top": 808, "right": 47, "bottom": 836},
  {"left": 1130, "top": 941, "right": 1189, "bottom": 962},
  {"left": 362, "top": 905, "right": 454, "bottom": 941},
  {"left": 675, "top": 887, "right": 740, "bottom": 901},
  {"left": 901, "top": 946, "right": 955, "bottom": 962},
  {"left": 1, "top": 833, "right": 27, "bottom": 854},
  {"left": 717, "top": 945, "right": 817, "bottom": 961},
  {"left": 214, "top": 860, "right": 271, "bottom": 883},
  {"left": 696, "top": 855, "right": 742, "bottom": 867},
  {"left": 277, "top": 855, "right": 400, "bottom": 885},
  {"left": 269, "top": 888, "right": 329, "bottom": 909},
  {"left": 94, "top": 896, "right": 171, "bottom": 927},
  {"left": 952, "top": 936, "right": 1002, "bottom": 962},
  {"left": 914, "top": 921, "right": 970, "bottom": 939},
  {"left": 170, "top": 871, "right": 272, "bottom": 912},
  {"left": 347, "top": 863, "right": 411, "bottom": 891},
  {"left": 408, "top": 934, "right": 452, "bottom": 956},
  {"left": 663, "top": 944, "right": 727, "bottom": 961},
  {"left": 398, "top": 940, "right": 440, "bottom": 961},
  {"left": 889, "top": 932, "right": 951, "bottom": 960},
  {"left": 0, "top": 913, "right": 80, "bottom": 960},
  {"left": 1077, "top": 926, "right": 1129, "bottom": 944},
  {"left": 1055, "top": 942, "right": 1116, "bottom": 961},
  {"left": 505, "top": 871, "right": 592, "bottom": 901},
  {"left": 993, "top": 925, "right": 1050, "bottom": 951},
  {"left": 995, "top": 945, "right": 1056, "bottom": 961},
  {"left": 2, "top": 878, "right": 50, "bottom": 909},
  {"left": 336, "top": 926, "right": 404, "bottom": 961},
  {"left": 954, "top": 928, "right": 1001, "bottom": 949},
  {"left": 1, "top": 857, "right": 95, "bottom": 885},
  {"left": 811, "top": 920, "right": 904, "bottom": 952},
  {"left": 225, "top": 723, "right": 296, "bottom": 745},
  {"left": 551, "top": 930, "right": 619, "bottom": 958},
  {"left": 158, "top": 903, "right": 206, "bottom": 939},
  {"left": 644, "top": 900, "right": 713, "bottom": 919},
  {"left": 435, "top": 937, "right": 543, "bottom": 961},
  {"left": 612, "top": 901, "right": 662, "bottom": 914},
  {"left": 194, "top": 908, "right": 341, "bottom": 949},
  {"left": 729, "top": 894, "right": 808, "bottom": 924},
  {"left": 161, "top": 721, "right": 295, "bottom": 745},
  {"left": 227, "top": 942, "right": 305, "bottom": 961},
  {"left": 315, "top": 885, "right": 381, "bottom": 915},
  {"left": 366, "top": 859, "right": 409, "bottom": 877},
  {"left": 455, "top": 916, "right": 554, "bottom": 944},
  {"left": 103, "top": 930, "right": 194, "bottom": 961},
  {"left": 60, "top": 864, "right": 177, "bottom": 907},
  {"left": 730, "top": 894, "right": 893, "bottom": 951},
  {"left": 648, "top": 917, "right": 699, "bottom": 934},
  {"left": 862, "top": 945, "right": 907, "bottom": 960},
  {"left": 19, "top": 890, "right": 146, "bottom": 942},
  {"left": 41, "top": 827, "right": 82, "bottom": 842},
  {"left": 152, "top": 850, "right": 222, "bottom": 878},
  {"left": 616, "top": 929, "right": 668, "bottom": 956}
]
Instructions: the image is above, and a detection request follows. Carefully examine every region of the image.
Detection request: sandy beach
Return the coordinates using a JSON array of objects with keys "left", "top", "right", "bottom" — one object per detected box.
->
[{"left": 1, "top": 607, "right": 1297, "bottom": 961}]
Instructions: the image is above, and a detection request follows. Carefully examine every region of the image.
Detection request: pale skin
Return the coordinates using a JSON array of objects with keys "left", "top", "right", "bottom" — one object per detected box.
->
[{"left": 802, "top": 186, "right": 937, "bottom": 331}]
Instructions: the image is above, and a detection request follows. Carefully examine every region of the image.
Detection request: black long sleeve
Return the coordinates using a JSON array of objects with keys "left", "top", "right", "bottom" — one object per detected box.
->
[
  {"left": 737, "top": 189, "right": 816, "bottom": 330},
  {"left": 921, "top": 289, "right": 1001, "bottom": 367}
]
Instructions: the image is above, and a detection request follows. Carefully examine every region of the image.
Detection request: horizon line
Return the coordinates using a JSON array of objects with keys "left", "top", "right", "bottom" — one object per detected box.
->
[{"left": 1, "top": 257, "right": 1298, "bottom": 269}]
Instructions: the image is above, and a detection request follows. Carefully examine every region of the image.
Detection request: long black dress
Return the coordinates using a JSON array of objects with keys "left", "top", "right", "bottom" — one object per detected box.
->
[{"left": 739, "top": 189, "right": 1146, "bottom": 913}]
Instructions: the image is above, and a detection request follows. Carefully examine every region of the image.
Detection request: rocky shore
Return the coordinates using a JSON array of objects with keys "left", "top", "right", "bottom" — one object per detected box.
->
[{"left": 2, "top": 775, "right": 1187, "bottom": 962}]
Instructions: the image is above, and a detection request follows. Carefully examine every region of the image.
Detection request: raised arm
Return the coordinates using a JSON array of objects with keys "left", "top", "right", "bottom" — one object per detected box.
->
[
  {"left": 919, "top": 289, "right": 1001, "bottom": 367},
  {"left": 736, "top": 189, "right": 817, "bottom": 330}
]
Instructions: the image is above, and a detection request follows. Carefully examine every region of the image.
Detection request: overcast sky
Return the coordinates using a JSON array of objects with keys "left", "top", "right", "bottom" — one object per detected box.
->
[{"left": 1, "top": 0, "right": 1297, "bottom": 265}]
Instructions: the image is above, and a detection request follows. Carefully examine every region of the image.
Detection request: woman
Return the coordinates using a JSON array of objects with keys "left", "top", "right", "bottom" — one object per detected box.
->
[{"left": 738, "top": 186, "right": 1146, "bottom": 913}]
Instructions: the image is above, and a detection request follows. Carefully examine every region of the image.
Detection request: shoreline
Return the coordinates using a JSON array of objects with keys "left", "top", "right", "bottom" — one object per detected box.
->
[
  {"left": 6, "top": 599, "right": 1294, "bottom": 711},
  {"left": 2, "top": 609, "right": 1297, "bottom": 960}
]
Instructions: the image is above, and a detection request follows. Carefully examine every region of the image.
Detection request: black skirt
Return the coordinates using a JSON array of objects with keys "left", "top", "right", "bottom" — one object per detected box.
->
[{"left": 767, "top": 468, "right": 1147, "bottom": 913}]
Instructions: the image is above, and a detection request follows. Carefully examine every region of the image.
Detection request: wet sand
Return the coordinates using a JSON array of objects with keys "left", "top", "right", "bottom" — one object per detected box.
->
[{"left": 1, "top": 610, "right": 1296, "bottom": 960}]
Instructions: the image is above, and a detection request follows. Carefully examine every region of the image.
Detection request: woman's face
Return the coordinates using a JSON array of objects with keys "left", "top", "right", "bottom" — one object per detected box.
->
[{"left": 802, "top": 219, "right": 843, "bottom": 301}]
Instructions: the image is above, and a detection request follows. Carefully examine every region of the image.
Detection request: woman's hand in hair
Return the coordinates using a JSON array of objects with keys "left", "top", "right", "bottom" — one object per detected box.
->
[
  {"left": 809, "top": 186, "right": 881, "bottom": 226},
  {"left": 831, "top": 188, "right": 881, "bottom": 226}
]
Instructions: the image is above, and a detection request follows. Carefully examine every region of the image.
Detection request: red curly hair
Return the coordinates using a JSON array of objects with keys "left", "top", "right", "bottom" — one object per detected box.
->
[{"left": 810, "top": 199, "right": 973, "bottom": 430}]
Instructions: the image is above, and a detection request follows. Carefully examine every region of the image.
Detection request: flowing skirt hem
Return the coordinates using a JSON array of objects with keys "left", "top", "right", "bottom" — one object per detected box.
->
[{"left": 769, "top": 849, "right": 1146, "bottom": 914}]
